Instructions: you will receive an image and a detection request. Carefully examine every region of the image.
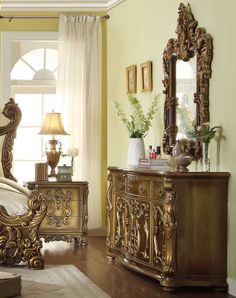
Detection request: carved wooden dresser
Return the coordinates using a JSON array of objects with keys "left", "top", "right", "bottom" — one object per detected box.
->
[
  {"left": 106, "top": 167, "right": 230, "bottom": 291},
  {"left": 28, "top": 181, "right": 88, "bottom": 246}
]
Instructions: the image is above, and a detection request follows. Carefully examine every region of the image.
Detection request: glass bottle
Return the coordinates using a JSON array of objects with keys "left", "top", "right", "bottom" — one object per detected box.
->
[
  {"left": 202, "top": 142, "right": 210, "bottom": 172},
  {"left": 148, "top": 145, "right": 152, "bottom": 159},
  {"left": 156, "top": 146, "right": 161, "bottom": 159}
]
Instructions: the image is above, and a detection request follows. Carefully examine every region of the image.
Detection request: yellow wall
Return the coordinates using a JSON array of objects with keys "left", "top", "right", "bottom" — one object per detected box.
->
[
  {"left": 0, "top": 11, "right": 107, "bottom": 227},
  {"left": 107, "top": 0, "right": 236, "bottom": 280}
]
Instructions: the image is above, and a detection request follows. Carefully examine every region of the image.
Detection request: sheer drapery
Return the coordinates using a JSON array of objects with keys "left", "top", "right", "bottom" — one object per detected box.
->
[{"left": 57, "top": 15, "right": 102, "bottom": 228}]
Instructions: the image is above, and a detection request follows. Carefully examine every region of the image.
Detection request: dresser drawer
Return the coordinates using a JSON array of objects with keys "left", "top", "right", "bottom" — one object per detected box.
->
[
  {"left": 152, "top": 180, "right": 164, "bottom": 200},
  {"left": 114, "top": 174, "right": 125, "bottom": 192},
  {"left": 126, "top": 175, "right": 150, "bottom": 197}
]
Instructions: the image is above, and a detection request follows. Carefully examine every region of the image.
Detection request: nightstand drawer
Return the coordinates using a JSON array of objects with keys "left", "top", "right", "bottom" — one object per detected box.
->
[
  {"left": 126, "top": 175, "right": 150, "bottom": 197},
  {"left": 40, "top": 216, "right": 82, "bottom": 229},
  {"left": 40, "top": 187, "right": 81, "bottom": 201},
  {"left": 46, "top": 199, "right": 82, "bottom": 218}
]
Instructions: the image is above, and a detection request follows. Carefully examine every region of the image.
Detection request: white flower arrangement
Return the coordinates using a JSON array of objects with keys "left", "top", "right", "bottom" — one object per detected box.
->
[
  {"left": 114, "top": 94, "right": 160, "bottom": 138},
  {"left": 66, "top": 147, "right": 79, "bottom": 157},
  {"left": 61, "top": 147, "right": 79, "bottom": 176}
]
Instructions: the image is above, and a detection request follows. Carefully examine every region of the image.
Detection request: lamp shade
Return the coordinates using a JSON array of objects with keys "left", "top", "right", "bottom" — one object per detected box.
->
[{"left": 38, "top": 112, "right": 69, "bottom": 135}]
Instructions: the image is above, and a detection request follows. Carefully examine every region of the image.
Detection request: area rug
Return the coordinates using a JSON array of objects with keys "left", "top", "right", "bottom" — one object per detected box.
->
[{"left": 0, "top": 264, "right": 110, "bottom": 298}]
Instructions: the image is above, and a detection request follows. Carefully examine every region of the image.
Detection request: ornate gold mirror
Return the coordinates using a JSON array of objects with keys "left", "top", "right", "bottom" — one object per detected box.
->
[{"left": 162, "top": 3, "right": 213, "bottom": 159}]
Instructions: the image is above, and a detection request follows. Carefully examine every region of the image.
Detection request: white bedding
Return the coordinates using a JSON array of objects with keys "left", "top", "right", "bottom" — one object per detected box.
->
[{"left": 0, "top": 177, "right": 30, "bottom": 216}]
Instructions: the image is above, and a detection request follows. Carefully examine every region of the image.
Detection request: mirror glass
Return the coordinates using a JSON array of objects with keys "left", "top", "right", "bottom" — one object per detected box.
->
[{"left": 176, "top": 58, "right": 196, "bottom": 140}]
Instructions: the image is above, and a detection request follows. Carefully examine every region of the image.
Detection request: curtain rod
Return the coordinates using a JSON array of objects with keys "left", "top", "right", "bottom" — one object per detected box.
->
[{"left": 0, "top": 14, "right": 110, "bottom": 22}]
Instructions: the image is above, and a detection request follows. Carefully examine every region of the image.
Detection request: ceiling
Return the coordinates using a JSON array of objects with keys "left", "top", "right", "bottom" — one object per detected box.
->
[{"left": 0, "top": 0, "right": 124, "bottom": 11}]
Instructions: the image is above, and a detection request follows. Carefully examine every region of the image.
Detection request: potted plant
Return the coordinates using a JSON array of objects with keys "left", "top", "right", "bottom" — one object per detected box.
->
[
  {"left": 198, "top": 123, "right": 222, "bottom": 171},
  {"left": 114, "top": 94, "right": 159, "bottom": 166}
]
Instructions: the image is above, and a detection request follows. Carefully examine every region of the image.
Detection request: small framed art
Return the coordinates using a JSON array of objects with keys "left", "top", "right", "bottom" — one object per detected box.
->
[
  {"left": 140, "top": 61, "right": 152, "bottom": 92},
  {"left": 126, "top": 65, "right": 137, "bottom": 94}
]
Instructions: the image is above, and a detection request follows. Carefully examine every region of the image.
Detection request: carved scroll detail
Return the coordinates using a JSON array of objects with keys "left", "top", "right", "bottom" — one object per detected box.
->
[
  {"left": 106, "top": 174, "right": 113, "bottom": 247},
  {"left": 0, "top": 98, "right": 22, "bottom": 181},
  {"left": 42, "top": 234, "right": 87, "bottom": 246},
  {"left": 162, "top": 178, "right": 177, "bottom": 274},
  {"left": 45, "top": 188, "right": 72, "bottom": 227},
  {"left": 82, "top": 184, "right": 89, "bottom": 238},
  {"left": 162, "top": 3, "right": 213, "bottom": 159},
  {"left": 114, "top": 196, "right": 125, "bottom": 247},
  {"left": 153, "top": 204, "right": 165, "bottom": 268},
  {"left": 122, "top": 199, "right": 150, "bottom": 261},
  {"left": 134, "top": 201, "right": 150, "bottom": 260},
  {"left": 0, "top": 190, "right": 47, "bottom": 269}
]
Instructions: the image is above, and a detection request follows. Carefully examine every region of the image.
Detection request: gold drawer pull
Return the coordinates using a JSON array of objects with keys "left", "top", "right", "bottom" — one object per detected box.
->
[
  {"left": 127, "top": 185, "right": 132, "bottom": 191},
  {"left": 119, "top": 183, "right": 125, "bottom": 191},
  {"left": 139, "top": 187, "right": 147, "bottom": 195}
]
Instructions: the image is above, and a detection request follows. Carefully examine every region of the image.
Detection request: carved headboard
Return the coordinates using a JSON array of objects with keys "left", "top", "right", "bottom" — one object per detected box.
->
[{"left": 0, "top": 98, "right": 22, "bottom": 181}]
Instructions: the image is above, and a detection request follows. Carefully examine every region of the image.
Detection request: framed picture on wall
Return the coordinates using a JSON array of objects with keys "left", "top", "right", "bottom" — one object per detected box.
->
[
  {"left": 140, "top": 61, "right": 152, "bottom": 92},
  {"left": 126, "top": 65, "right": 137, "bottom": 94}
]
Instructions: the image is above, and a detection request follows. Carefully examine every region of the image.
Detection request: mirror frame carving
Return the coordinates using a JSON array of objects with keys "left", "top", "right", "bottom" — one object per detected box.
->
[{"left": 162, "top": 3, "right": 213, "bottom": 159}]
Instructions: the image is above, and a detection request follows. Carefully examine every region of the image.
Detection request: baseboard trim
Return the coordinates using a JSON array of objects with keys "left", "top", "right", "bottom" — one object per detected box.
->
[
  {"left": 88, "top": 227, "right": 107, "bottom": 237},
  {"left": 228, "top": 278, "right": 236, "bottom": 297}
]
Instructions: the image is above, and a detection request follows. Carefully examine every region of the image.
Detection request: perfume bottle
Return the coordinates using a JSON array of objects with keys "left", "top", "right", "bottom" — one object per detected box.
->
[
  {"left": 148, "top": 145, "right": 152, "bottom": 159},
  {"left": 156, "top": 146, "right": 161, "bottom": 159},
  {"left": 151, "top": 149, "right": 156, "bottom": 159}
]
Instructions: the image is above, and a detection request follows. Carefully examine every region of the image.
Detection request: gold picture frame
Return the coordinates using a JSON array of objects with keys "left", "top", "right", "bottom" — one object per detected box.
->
[
  {"left": 126, "top": 65, "right": 137, "bottom": 94},
  {"left": 140, "top": 61, "right": 152, "bottom": 92}
]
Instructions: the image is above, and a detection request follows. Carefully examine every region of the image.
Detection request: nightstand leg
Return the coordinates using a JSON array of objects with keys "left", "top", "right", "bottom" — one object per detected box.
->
[{"left": 74, "top": 236, "right": 88, "bottom": 247}]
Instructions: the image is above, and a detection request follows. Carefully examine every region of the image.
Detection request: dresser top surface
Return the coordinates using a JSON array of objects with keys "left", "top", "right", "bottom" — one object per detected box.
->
[
  {"left": 27, "top": 181, "right": 88, "bottom": 187},
  {"left": 108, "top": 166, "right": 230, "bottom": 179}
]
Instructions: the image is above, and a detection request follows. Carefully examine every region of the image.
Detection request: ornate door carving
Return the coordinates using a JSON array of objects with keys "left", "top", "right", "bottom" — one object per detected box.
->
[{"left": 124, "top": 198, "right": 150, "bottom": 263}]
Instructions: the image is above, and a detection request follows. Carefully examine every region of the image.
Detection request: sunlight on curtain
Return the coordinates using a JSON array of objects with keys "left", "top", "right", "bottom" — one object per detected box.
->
[{"left": 57, "top": 15, "right": 102, "bottom": 229}]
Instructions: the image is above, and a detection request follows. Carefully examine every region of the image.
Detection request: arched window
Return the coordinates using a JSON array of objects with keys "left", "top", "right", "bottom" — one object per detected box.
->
[
  {"left": 11, "top": 48, "right": 58, "bottom": 80},
  {"left": 10, "top": 43, "right": 62, "bottom": 183}
]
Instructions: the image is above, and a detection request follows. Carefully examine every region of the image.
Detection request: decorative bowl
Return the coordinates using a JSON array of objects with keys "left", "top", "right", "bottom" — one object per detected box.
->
[{"left": 174, "top": 153, "right": 193, "bottom": 172}]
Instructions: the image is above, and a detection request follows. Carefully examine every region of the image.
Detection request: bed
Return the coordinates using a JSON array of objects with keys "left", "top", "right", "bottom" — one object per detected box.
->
[{"left": 0, "top": 98, "right": 47, "bottom": 269}]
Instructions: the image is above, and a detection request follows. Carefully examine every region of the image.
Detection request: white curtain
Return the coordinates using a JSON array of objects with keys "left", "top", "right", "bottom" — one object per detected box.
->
[{"left": 57, "top": 15, "right": 102, "bottom": 229}]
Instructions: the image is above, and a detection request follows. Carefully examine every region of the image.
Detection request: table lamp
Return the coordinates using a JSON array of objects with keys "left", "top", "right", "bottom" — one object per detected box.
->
[{"left": 39, "top": 111, "right": 69, "bottom": 177}]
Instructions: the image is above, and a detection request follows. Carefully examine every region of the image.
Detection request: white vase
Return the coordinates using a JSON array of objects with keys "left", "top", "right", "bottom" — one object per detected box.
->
[{"left": 127, "top": 138, "right": 145, "bottom": 166}]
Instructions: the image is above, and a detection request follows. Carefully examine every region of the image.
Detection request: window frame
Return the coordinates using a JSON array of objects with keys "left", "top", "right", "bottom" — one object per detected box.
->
[
  {"left": 1, "top": 32, "right": 59, "bottom": 182},
  {"left": 1, "top": 31, "right": 58, "bottom": 104}
]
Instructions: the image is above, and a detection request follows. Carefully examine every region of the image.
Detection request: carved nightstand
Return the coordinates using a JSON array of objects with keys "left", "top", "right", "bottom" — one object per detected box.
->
[{"left": 28, "top": 181, "right": 89, "bottom": 246}]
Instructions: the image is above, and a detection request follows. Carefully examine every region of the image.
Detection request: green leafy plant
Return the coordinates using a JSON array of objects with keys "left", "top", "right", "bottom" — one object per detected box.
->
[
  {"left": 177, "top": 104, "right": 196, "bottom": 139},
  {"left": 198, "top": 123, "right": 222, "bottom": 143},
  {"left": 114, "top": 94, "right": 159, "bottom": 138}
]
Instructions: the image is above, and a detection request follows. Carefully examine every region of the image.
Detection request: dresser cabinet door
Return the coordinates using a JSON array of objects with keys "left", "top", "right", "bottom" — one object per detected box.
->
[
  {"left": 107, "top": 173, "right": 125, "bottom": 250},
  {"left": 152, "top": 180, "right": 165, "bottom": 271},
  {"left": 123, "top": 196, "right": 150, "bottom": 264},
  {"left": 152, "top": 178, "right": 177, "bottom": 275},
  {"left": 152, "top": 201, "right": 165, "bottom": 271},
  {"left": 113, "top": 194, "right": 125, "bottom": 250}
]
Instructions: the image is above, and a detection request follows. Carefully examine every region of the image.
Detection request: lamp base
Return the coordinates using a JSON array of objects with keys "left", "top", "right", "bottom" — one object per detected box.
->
[
  {"left": 48, "top": 170, "right": 57, "bottom": 178},
  {"left": 46, "top": 139, "right": 61, "bottom": 177}
]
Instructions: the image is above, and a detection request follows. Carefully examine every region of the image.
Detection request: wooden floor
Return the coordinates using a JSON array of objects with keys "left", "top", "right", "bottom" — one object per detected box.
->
[{"left": 42, "top": 236, "right": 235, "bottom": 298}]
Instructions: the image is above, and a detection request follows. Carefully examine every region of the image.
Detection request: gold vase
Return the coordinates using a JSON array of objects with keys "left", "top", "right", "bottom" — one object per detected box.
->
[{"left": 46, "top": 139, "right": 62, "bottom": 177}]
